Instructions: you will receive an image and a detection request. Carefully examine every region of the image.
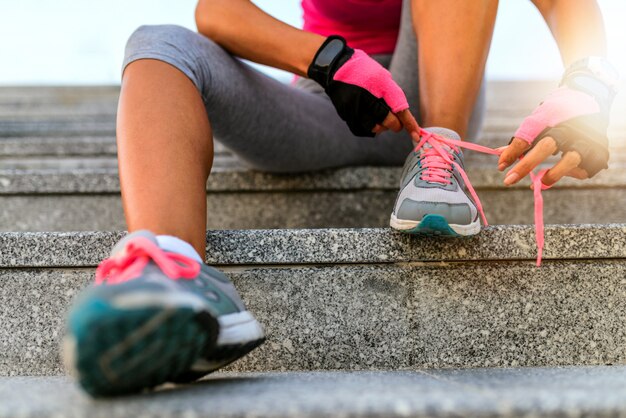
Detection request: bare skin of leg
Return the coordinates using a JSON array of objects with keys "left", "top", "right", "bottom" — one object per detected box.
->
[
  {"left": 412, "top": 0, "right": 499, "bottom": 139},
  {"left": 116, "top": 59, "right": 212, "bottom": 258}
]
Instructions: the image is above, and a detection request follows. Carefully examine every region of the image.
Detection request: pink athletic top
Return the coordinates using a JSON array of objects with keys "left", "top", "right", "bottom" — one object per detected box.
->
[{"left": 301, "top": 0, "right": 402, "bottom": 55}]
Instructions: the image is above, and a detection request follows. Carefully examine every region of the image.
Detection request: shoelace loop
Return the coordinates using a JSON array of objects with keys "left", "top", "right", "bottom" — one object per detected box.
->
[
  {"left": 95, "top": 237, "right": 200, "bottom": 285},
  {"left": 418, "top": 141, "right": 457, "bottom": 184},
  {"left": 415, "top": 128, "right": 549, "bottom": 266},
  {"left": 416, "top": 129, "right": 501, "bottom": 228}
]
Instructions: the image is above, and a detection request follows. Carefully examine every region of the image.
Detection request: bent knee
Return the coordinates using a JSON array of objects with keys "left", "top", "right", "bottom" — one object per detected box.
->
[
  {"left": 125, "top": 25, "right": 199, "bottom": 60},
  {"left": 123, "top": 24, "right": 227, "bottom": 94}
]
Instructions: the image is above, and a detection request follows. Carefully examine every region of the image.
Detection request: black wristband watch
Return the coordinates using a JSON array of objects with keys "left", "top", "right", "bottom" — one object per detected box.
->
[
  {"left": 307, "top": 36, "right": 353, "bottom": 88},
  {"left": 306, "top": 35, "right": 397, "bottom": 137}
]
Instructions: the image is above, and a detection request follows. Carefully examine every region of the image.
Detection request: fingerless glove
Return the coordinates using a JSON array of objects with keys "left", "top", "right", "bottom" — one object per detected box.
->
[
  {"left": 308, "top": 36, "right": 409, "bottom": 137},
  {"left": 514, "top": 57, "right": 619, "bottom": 177}
]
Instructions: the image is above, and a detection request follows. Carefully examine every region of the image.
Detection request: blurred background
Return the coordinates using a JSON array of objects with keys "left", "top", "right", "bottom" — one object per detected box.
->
[{"left": 1, "top": 0, "right": 625, "bottom": 85}]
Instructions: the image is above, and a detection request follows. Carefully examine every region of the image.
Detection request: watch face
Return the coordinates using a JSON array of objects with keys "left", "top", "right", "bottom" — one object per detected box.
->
[{"left": 315, "top": 38, "right": 345, "bottom": 69}]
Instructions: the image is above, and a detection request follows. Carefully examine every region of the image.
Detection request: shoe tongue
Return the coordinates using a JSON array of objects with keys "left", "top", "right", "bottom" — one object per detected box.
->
[
  {"left": 421, "top": 127, "right": 463, "bottom": 159},
  {"left": 424, "top": 127, "right": 461, "bottom": 141},
  {"left": 111, "top": 230, "right": 159, "bottom": 257},
  {"left": 421, "top": 141, "right": 453, "bottom": 152}
]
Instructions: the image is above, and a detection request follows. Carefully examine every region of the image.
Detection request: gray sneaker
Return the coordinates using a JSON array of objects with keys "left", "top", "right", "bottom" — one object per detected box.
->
[
  {"left": 390, "top": 127, "right": 483, "bottom": 236},
  {"left": 62, "top": 230, "right": 264, "bottom": 397}
]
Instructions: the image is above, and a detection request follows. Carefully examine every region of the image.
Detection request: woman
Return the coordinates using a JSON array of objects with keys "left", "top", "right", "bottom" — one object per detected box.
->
[{"left": 63, "top": 0, "right": 617, "bottom": 396}]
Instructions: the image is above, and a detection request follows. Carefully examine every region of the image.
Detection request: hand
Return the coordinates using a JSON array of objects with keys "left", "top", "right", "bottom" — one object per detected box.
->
[
  {"left": 498, "top": 85, "right": 611, "bottom": 187},
  {"left": 499, "top": 135, "right": 590, "bottom": 187},
  {"left": 308, "top": 36, "right": 419, "bottom": 137}
]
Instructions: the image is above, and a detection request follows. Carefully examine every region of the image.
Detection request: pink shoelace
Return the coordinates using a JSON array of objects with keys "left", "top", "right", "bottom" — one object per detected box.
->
[
  {"left": 416, "top": 128, "right": 551, "bottom": 266},
  {"left": 95, "top": 237, "right": 200, "bottom": 285}
]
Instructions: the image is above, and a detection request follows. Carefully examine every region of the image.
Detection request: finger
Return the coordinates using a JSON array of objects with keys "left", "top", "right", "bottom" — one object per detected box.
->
[
  {"left": 395, "top": 109, "right": 420, "bottom": 135},
  {"left": 371, "top": 124, "right": 387, "bottom": 134},
  {"left": 566, "top": 166, "right": 589, "bottom": 180},
  {"left": 498, "top": 137, "right": 531, "bottom": 171},
  {"left": 504, "top": 136, "right": 558, "bottom": 186},
  {"left": 381, "top": 112, "right": 402, "bottom": 132},
  {"left": 541, "top": 151, "right": 582, "bottom": 186}
]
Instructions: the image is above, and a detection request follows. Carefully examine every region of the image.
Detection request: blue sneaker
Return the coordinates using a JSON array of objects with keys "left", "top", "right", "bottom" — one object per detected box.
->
[{"left": 62, "top": 230, "right": 264, "bottom": 397}]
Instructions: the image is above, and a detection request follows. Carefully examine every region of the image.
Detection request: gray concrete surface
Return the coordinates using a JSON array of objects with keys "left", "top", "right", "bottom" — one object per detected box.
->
[
  {"left": 3, "top": 261, "right": 626, "bottom": 375},
  {"left": 1, "top": 225, "right": 625, "bottom": 268},
  {"left": 1, "top": 225, "right": 625, "bottom": 374},
  {"left": 2, "top": 367, "right": 626, "bottom": 417},
  {"left": 3, "top": 165, "right": 626, "bottom": 194},
  {"left": 1, "top": 132, "right": 624, "bottom": 160},
  {"left": 1, "top": 161, "right": 626, "bottom": 231},
  {"left": 2, "top": 81, "right": 625, "bottom": 232},
  {"left": 3, "top": 186, "right": 626, "bottom": 231}
]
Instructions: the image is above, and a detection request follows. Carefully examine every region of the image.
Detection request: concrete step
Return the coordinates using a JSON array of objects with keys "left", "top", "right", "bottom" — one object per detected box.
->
[
  {"left": 1, "top": 80, "right": 623, "bottom": 111},
  {"left": 1, "top": 81, "right": 625, "bottom": 138},
  {"left": 1, "top": 134, "right": 625, "bottom": 162},
  {"left": 2, "top": 116, "right": 624, "bottom": 140},
  {"left": 2, "top": 367, "right": 626, "bottom": 417},
  {"left": 0, "top": 136, "right": 118, "bottom": 157},
  {"left": 1, "top": 162, "right": 625, "bottom": 231},
  {"left": 1, "top": 225, "right": 625, "bottom": 376},
  {"left": 1, "top": 82, "right": 624, "bottom": 231},
  {"left": 0, "top": 82, "right": 551, "bottom": 117}
]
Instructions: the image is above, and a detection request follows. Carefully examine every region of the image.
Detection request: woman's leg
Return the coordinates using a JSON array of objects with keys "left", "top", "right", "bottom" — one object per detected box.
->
[
  {"left": 117, "top": 59, "right": 212, "bottom": 257},
  {"left": 388, "top": 0, "right": 489, "bottom": 140},
  {"left": 413, "top": 0, "right": 497, "bottom": 139},
  {"left": 387, "top": 0, "right": 498, "bottom": 236},
  {"left": 122, "top": 24, "right": 416, "bottom": 181},
  {"left": 118, "top": 23, "right": 430, "bottom": 256}
]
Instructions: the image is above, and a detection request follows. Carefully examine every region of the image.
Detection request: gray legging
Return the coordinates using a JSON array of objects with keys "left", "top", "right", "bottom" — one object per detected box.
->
[{"left": 122, "top": 0, "right": 485, "bottom": 173}]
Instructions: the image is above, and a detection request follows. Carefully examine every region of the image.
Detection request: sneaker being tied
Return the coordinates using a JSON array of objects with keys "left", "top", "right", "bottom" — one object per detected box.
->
[{"left": 390, "top": 127, "right": 550, "bottom": 266}]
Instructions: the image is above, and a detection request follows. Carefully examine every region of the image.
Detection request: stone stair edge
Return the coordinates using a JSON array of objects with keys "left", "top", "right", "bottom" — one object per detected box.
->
[
  {"left": 1, "top": 132, "right": 624, "bottom": 154},
  {"left": 1, "top": 166, "right": 625, "bottom": 194},
  {"left": 0, "top": 224, "right": 624, "bottom": 268},
  {"left": 2, "top": 367, "right": 626, "bottom": 418}
]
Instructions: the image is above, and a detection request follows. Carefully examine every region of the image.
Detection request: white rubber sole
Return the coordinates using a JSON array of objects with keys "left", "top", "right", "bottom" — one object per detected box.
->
[
  {"left": 189, "top": 311, "right": 265, "bottom": 373},
  {"left": 390, "top": 214, "right": 482, "bottom": 236},
  {"left": 217, "top": 311, "right": 265, "bottom": 346}
]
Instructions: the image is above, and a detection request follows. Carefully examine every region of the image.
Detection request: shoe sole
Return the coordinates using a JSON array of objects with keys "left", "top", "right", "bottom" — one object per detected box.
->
[
  {"left": 173, "top": 311, "right": 266, "bottom": 383},
  {"left": 62, "top": 296, "right": 219, "bottom": 397},
  {"left": 390, "top": 213, "right": 481, "bottom": 237}
]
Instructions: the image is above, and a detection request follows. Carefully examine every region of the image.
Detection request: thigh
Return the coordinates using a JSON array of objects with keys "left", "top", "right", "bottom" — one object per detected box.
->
[
  {"left": 195, "top": 35, "right": 412, "bottom": 171},
  {"left": 125, "top": 24, "right": 412, "bottom": 172}
]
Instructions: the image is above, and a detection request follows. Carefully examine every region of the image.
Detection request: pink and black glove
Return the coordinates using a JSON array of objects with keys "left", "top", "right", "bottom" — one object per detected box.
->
[
  {"left": 513, "top": 57, "right": 619, "bottom": 177},
  {"left": 308, "top": 35, "right": 409, "bottom": 137}
]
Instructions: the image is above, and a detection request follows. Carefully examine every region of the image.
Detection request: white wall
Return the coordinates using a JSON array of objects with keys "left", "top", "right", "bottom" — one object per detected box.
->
[{"left": 0, "top": 0, "right": 624, "bottom": 84}]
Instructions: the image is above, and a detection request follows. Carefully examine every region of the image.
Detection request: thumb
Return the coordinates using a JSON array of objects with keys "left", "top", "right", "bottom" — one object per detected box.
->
[{"left": 395, "top": 109, "right": 420, "bottom": 135}]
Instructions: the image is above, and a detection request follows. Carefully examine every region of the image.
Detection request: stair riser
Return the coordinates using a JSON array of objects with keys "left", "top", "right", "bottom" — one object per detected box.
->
[
  {"left": 2, "top": 187, "right": 626, "bottom": 231},
  {"left": 2, "top": 261, "right": 625, "bottom": 376}
]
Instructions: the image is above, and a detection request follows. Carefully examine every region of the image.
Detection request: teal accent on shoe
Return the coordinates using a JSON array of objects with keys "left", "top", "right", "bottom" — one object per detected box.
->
[
  {"left": 67, "top": 297, "right": 210, "bottom": 397},
  {"left": 403, "top": 214, "right": 460, "bottom": 237}
]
